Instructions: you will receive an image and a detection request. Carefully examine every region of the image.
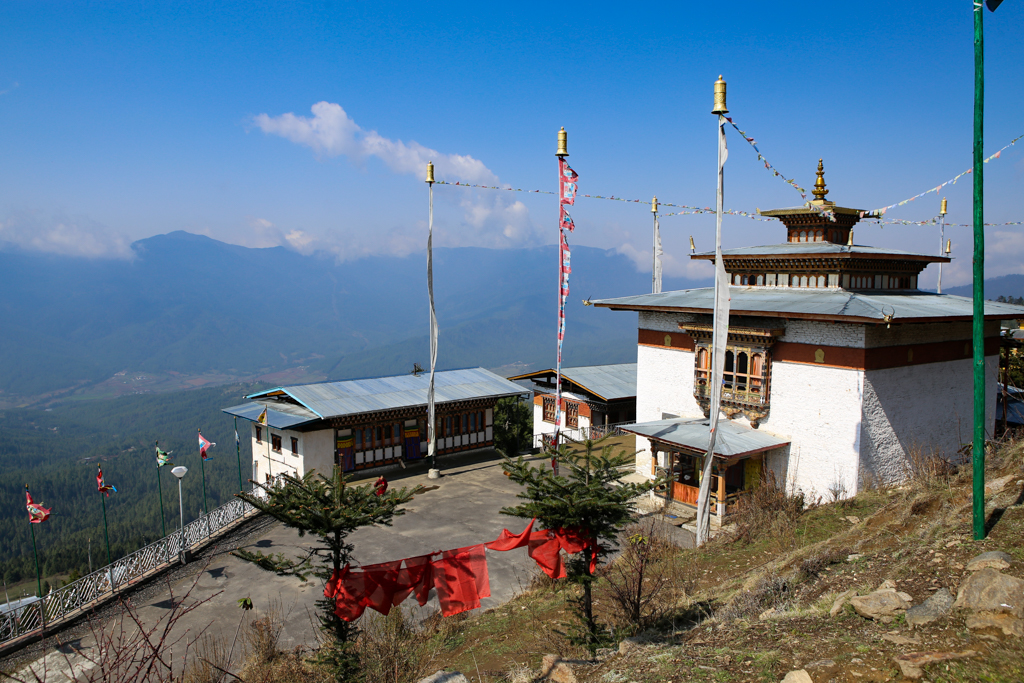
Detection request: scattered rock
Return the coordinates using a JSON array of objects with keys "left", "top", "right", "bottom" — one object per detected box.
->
[
  {"left": 845, "top": 515, "right": 860, "bottom": 524},
  {"left": 878, "top": 579, "right": 897, "bottom": 590},
  {"left": 966, "top": 611, "right": 1024, "bottom": 637},
  {"left": 781, "top": 670, "right": 814, "bottom": 683},
  {"left": 966, "top": 551, "right": 1014, "bottom": 572},
  {"left": 418, "top": 672, "right": 470, "bottom": 683},
  {"left": 985, "top": 474, "right": 1015, "bottom": 495},
  {"left": 906, "top": 587, "right": 954, "bottom": 627},
  {"left": 893, "top": 651, "right": 976, "bottom": 680},
  {"left": 759, "top": 607, "right": 777, "bottom": 620},
  {"left": 829, "top": 589, "right": 856, "bottom": 617},
  {"left": 945, "top": 540, "right": 962, "bottom": 548},
  {"left": 618, "top": 636, "right": 648, "bottom": 655},
  {"left": 954, "top": 568, "right": 1024, "bottom": 617},
  {"left": 850, "top": 590, "right": 911, "bottom": 620},
  {"left": 541, "top": 655, "right": 591, "bottom": 683},
  {"left": 847, "top": 553, "right": 863, "bottom": 561},
  {"left": 805, "top": 659, "right": 835, "bottom": 670},
  {"left": 883, "top": 633, "right": 922, "bottom": 646}
]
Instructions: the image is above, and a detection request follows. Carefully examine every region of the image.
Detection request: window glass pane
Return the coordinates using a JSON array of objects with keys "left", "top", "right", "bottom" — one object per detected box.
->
[{"left": 355, "top": 430, "right": 362, "bottom": 449}]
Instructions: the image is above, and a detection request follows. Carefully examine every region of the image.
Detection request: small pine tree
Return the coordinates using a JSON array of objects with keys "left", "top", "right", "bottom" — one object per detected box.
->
[
  {"left": 493, "top": 396, "right": 533, "bottom": 458},
  {"left": 501, "top": 435, "right": 655, "bottom": 653},
  {"left": 234, "top": 468, "right": 417, "bottom": 671}
]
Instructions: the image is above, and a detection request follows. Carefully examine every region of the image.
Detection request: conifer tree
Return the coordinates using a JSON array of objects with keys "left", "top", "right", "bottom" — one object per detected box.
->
[
  {"left": 501, "top": 436, "right": 655, "bottom": 652},
  {"left": 234, "top": 468, "right": 417, "bottom": 669}
]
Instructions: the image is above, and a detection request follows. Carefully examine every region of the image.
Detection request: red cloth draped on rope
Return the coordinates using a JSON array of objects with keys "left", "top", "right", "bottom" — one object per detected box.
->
[
  {"left": 553, "top": 157, "right": 578, "bottom": 443},
  {"left": 325, "top": 519, "right": 597, "bottom": 620},
  {"left": 326, "top": 545, "right": 490, "bottom": 620}
]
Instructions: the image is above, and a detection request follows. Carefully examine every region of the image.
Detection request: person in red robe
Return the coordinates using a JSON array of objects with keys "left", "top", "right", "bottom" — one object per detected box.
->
[{"left": 374, "top": 475, "right": 388, "bottom": 496}]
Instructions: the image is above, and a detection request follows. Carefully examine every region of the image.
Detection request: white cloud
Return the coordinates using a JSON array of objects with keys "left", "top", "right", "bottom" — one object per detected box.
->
[
  {"left": 253, "top": 101, "right": 497, "bottom": 184},
  {"left": 0, "top": 211, "right": 132, "bottom": 258}
]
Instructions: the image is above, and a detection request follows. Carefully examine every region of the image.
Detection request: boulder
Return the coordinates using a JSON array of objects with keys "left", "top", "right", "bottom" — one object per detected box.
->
[
  {"left": 540, "top": 654, "right": 591, "bottom": 683},
  {"left": 418, "top": 672, "right": 470, "bottom": 683},
  {"left": 850, "top": 590, "right": 911, "bottom": 620},
  {"left": 829, "top": 589, "right": 856, "bottom": 617},
  {"left": 965, "top": 612, "right": 1024, "bottom": 637},
  {"left": 618, "top": 635, "right": 648, "bottom": 655},
  {"left": 965, "top": 551, "right": 1014, "bottom": 572},
  {"left": 906, "top": 587, "right": 954, "bottom": 627},
  {"left": 893, "top": 651, "right": 976, "bottom": 680},
  {"left": 882, "top": 633, "right": 921, "bottom": 646},
  {"left": 985, "top": 474, "right": 1015, "bottom": 495},
  {"left": 780, "top": 670, "right": 814, "bottom": 683},
  {"left": 954, "top": 568, "right": 1024, "bottom": 617}
]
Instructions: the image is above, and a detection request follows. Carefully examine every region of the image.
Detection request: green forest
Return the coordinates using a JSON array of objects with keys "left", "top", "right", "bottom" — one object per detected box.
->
[{"left": 0, "top": 383, "right": 267, "bottom": 589}]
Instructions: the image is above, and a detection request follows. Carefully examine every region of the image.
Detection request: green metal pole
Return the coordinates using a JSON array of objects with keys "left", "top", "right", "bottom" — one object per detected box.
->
[
  {"left": 235, "top": 416, "right": 244, "bottom": 492},
  {"left": 156, "top": 461, "right": 167, "bottom": 539},
  {"left": 29, "top": 521, "right": 42, "bottom": 599},
  {"left": 200, "top": 451, "right": 210, "bottom": 537},
  {"left": 101, "top": 492, "right": 111, "bottom": 567},
  {"left": 972, "top": 0, "right": 986, "bottom": 541}
]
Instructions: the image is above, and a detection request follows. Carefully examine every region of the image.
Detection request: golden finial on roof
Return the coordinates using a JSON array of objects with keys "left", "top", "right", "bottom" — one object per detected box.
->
[
  {"left": 556, "top": 127, "right": 568, "bottom": 157},
  {"left": 712, "top": 75, "right": 728, "bottom": 115},
  {"left": 812, "top": 158, "right": 829, "bottom": 202}
]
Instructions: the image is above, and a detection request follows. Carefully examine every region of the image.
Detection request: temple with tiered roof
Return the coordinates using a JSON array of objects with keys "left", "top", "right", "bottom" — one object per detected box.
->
[{"left": 594, "top": 162, "right": 1024, "bottom": 520}]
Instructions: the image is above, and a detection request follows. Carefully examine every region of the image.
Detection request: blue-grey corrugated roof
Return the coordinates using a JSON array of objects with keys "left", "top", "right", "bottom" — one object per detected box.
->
[
  {"left": 622, "top": 418, "right": 789, "bottom": 459},
  {"left": 236, "top": 367, "right": 528, "bottom": 423},
  {"left": 694, "top": 243, "right": 947, "bottom": 261},
  {"left": 509, "top": 364, "right": 636, "bottom": 401},
  {"left": 222, "top": 401, "right": 319, "bottom": 430},
  {"left": 594, "top": 287, "right": 1024, "bottom": 323}
]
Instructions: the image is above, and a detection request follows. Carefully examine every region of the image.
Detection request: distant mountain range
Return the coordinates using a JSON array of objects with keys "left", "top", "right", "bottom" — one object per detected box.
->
[
  {"left": 940, "top": 274, "right": 1024, "bottom": 301},
  {"left": 0, "top": 232, "right": 707, "bottom": 404}
]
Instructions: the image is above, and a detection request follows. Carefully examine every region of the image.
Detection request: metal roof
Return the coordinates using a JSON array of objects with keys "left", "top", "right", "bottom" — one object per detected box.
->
[
  {"left": 593, "top": 287, "right": 1024, "bottom": 324},
  {"left": 622, "top": 418, "right": 790, "bottom": 460},
  {"left": 693, "top": 243, "right": 948, "bottom": 262},
  {"left": 507, "top": 363, "right": 637, "bottom": 401},
  {"left": 222, "top": 401, "right": 319, "bottom": 430},
  {"left": 235, "top": 367, "right": 529, "bottom": 424}
]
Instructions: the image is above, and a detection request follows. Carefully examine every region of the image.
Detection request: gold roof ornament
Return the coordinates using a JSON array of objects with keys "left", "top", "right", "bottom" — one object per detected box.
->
[
  {"left": 425, "top": 161, "right": 434, "bottom": 184},
  {"left": 556, "top": 127, "right": 568, "bottom": 157},
  {"left": 651, "top": 196, "right": 658, "bottom": 214},
  {"left": 812, "top": 158, "right": 829, "bottom": 202},
  {"left": 712, "top": 75, "right": 728, "bottom": 115},
  {"left": 940, "top": 197, "right": 948, "bottom": 216}
]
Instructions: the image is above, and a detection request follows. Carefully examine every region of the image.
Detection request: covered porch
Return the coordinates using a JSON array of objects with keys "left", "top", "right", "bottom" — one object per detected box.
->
[{"left": 622, "top": 418, "right": 790, "bottom": 519}]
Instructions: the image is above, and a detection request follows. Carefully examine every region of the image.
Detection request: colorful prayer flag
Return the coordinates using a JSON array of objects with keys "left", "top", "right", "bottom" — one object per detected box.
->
[
  {"left": 198, "top": 431, "right": 215, "bottom": 460},
  {"left": 25, "top": 487, "right": 51, "bottom": 523},
  {"left": 97, "top": 466, "right": 116, "bottom": 496},
  {"left": 155, "top": 442, "right": 173, "bottom": 467},
  {"left": 256, "top": 407, "right": 268, "bottom": 425}
]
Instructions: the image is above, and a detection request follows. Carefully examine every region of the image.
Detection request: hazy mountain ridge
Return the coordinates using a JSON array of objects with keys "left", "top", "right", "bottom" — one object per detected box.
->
[{"left": 0, "top": 232, "right": 707, "bottom": 402}]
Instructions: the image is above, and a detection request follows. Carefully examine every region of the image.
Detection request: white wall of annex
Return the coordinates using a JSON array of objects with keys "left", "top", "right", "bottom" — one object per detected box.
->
[
  {"left": 302, "top": 429, "right": 336, "bottom": 477},
  {"left": 859, "top": 355, "right": 998, "bottom": 485},
  {"left": 756, "top": 361, "right": 864, "bottom": 501},
  {"left": 634, "top": 344, "right": 701, "bottom": 477}
]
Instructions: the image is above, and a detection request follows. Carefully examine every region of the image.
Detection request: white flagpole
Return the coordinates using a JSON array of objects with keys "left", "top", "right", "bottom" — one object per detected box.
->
[
  {"left": 697, "top": 76, "right": 732, "bottom": 546},
  {"left": 652, "top": 196, "right": 662, "bottom": 294},
  {"left": 426, "top": 162, "right": 440, "bottom": 479}
]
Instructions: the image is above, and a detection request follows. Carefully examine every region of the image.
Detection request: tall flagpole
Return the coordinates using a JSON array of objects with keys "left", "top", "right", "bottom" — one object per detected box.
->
[
  {"left": 155, "top": 442, "right": 167, "bottom": 538},
  {"left": 198, "top": 429, "right": 209, "bottom": 536},
  {"left": 971, "top": 0, "right": 986, "bottom": 541},
  {"left": 697, "top": 76, "right": 732, "bottom": 546},
  {"left": 27, "top": 485, "right": 42, "bottom": 599},
  {"left": 937, "top": 198, "right": 948, "bottom": 293},
  {"left": 652, "top": 196, "right": 662, "bottom": 294},
  {"left": 235, "top": 416, "right": 244, "bottom": 492},
  {"left": 426, "top": 161, "right": 440, "bottom": 479},
  {"left": 99, "top": 484, "right": 112, "bottom": 567},
  {"left": 553, "top": 128, "right": 570, "bottom": 473}
]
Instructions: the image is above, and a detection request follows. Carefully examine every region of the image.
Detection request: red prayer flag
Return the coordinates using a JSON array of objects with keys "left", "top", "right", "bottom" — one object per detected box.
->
[{"left": 25, "top": 488, "right": 51, "bottom": 524}]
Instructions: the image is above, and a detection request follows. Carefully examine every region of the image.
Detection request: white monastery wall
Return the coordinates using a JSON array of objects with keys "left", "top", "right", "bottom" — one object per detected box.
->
[
  {"left": 635, "top": 344, "right": 701, "bottom": 477},
  {"left": 756, "top": 362, "right": 864, "bottom": 501},
  {"left": 301, "top": 429, "right": 336, "bottom": 477},
  {"left": 781, "top": 320, "right": 865, "bottom": 347},
  {"left": 859, "top": 355, "right": 998, "bottom": 485}
]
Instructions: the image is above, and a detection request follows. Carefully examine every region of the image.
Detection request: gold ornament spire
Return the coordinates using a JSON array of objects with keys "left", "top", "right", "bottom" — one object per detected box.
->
[
  {"left": 425, "top": 161, "right": 434, "bottom": 184},
  {"left": 556, "top": 127, "right": 568, "bottom": 157},
  {"left": 711, "top": 75, "right": 728, "bottom": 115},
  {"left": 812, "top": 158, "right": 829, "bottom": 202}
]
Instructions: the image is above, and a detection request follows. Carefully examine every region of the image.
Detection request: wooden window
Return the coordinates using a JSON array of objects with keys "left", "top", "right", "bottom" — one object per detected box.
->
[
  {"left": 542, "top": 396, "right": 556, "bottom": 423},
  {"left": 695, "top": 341, "right": 770, "bottom": 409},
  {"left": 355, "top": 429, "right": 363, "bottom": 450},
  {"left": 394, "top": 423, "right": 401, "bottom": 443},
  {"left": 291, "top": 437, "right": 299, "bottom": 456},
  {"left": 446, "top": 416, "right": 453, "bottom": 437},
  {"left": 479, "top": 410, "right": 486, "bottom": 430},
  {"left": 271, "top": 434, "right": 282, "bottom": 453},
  {"left": 255, "top": 426, "right": 262, "bottom": 443},
  {"left": 470, "top": 412, "right": 476, "bottom": 432},
  {"left": 566, "top": 401, "right": 579, "bottom": 429}
]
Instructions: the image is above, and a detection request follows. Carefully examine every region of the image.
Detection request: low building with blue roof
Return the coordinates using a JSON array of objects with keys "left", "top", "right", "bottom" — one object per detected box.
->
[{"left": 224, "top": 367, "right": 528, "bottom": 480}]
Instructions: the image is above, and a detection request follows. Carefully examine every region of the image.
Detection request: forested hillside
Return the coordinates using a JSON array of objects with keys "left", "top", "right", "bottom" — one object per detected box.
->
[
  {"left": 0, "top": 233, "right": 707, "bottom": 404},
  {"left": 0, "top": 383, "right": 263, "bottom": 587}
]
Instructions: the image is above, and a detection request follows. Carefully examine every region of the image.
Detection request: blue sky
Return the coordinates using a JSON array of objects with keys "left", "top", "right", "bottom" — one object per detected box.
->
[{"left": 0, "top": 1, "right": 1021, "bottom": 287}]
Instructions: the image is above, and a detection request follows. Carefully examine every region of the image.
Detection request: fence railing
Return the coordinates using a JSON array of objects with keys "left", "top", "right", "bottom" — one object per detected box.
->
[
  {"left": 0, "top": 484, "right": 272, "bottom": 650},
  {"left": 531, "top": 421, "right": 637, "bottom": 449}
]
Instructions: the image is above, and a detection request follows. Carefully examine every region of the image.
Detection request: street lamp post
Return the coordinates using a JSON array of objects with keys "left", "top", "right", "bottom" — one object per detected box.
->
[{"left": 171, "top": 466, "right": 189, "bottom": 565}]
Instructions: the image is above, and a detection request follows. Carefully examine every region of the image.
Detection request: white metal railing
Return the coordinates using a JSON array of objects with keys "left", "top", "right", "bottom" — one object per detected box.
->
[
  {"left": 0, "top": 484, "right": 272, "bottom": 649},
  {"left": 531, "top": 420, "right": 637, "bottom": 449}
]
